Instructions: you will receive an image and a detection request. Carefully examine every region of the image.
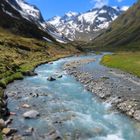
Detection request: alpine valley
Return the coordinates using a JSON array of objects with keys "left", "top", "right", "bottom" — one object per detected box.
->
[{"left": 0, "top": 0, "right": 140, "bottom": 140}]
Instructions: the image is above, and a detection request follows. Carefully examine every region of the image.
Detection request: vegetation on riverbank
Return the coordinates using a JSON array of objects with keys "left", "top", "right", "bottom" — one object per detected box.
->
[
  {"left": 101, "top": 52, "right": 140, "bottom": 77},
  {"left": 0, "top": 133, "right": 2, "bottom": 140},
  {"left": 0, "top": 27, "right": 80, "bottom": 118}
]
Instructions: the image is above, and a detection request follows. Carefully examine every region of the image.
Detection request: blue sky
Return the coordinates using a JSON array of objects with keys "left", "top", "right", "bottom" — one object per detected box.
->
[{"left": 26, "top": 0, "right": 136, "bottom": 19}]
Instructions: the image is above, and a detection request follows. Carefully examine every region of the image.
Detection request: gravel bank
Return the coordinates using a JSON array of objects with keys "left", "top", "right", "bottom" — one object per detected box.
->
[{"left": 63, "top": 57, "right": 140, "bottom": 121}]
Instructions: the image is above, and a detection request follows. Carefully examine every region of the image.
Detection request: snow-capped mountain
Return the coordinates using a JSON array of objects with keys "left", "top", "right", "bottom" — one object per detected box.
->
[
  {"left": 3, "top": 0, "right": 67, "bottom": 43},
  {"left": 47, "top": 6, "right": 129, "bottom": 41},
  {"left": 6, "top": 0, "right": 44, "bottom": 23}
]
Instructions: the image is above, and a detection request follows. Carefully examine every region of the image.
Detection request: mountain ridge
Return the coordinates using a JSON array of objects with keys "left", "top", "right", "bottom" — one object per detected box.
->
[
  {"left": 90, "top": 1, "right": 140, "bottom": 51},
  {"left": 0, "top": 0, "right": 67, "bottom": 43},
  {"left": 47, "top": 5, "right": 129, "bottom": 42}
]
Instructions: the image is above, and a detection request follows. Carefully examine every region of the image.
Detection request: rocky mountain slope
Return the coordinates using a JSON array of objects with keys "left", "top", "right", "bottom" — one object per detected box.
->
[
  {"left": 0, "top": 0, "right": 67, "bottom": 43},
  {"left": 47, "top": 6, "right": 128, "bottom": 41},
  {"left": 6, "top": 0, "right": 44, "bottom": 22},
  {"left": 91, "top": 1, "right": 140, "bottom": 51}
]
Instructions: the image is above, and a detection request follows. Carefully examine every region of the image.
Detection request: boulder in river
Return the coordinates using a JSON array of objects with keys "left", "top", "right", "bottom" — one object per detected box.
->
[
  {"left": 47, "top": 76, "right": 56, "bottom": 81},
  {"left": 23, "top": 110, "right": 40, "bottom": 119}
]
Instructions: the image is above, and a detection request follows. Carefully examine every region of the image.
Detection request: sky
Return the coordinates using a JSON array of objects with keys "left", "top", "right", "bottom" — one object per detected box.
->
[{"left": 26, "top": 0, "right": 137, "bottom": 20}]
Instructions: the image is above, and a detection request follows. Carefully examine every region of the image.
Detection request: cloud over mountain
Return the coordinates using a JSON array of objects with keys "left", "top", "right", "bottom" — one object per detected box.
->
[{"left": 91, "top": 0, "right": 109, "bottom": 8}]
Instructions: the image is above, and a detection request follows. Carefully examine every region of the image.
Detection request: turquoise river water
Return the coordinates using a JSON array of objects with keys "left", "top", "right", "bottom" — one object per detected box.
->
[{"left": 5, "top": 54, "right": 140, "bottom": 140}]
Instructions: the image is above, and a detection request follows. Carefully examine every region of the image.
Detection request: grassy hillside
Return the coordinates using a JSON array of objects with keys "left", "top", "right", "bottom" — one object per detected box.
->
[
  {"left": 88, "top": 1, "right": 140, "bottom": 51},
  {"left": 0, "top": 27, "right": 80, "bottom": 116},
  {"left": 0, "top": 27, "right": 79, "bottom": 87}
]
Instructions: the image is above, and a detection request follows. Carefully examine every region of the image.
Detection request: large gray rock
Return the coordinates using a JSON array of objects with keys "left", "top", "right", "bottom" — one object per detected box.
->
[{"left": 23, "top": 110, "right": 40, "bottom": 119}]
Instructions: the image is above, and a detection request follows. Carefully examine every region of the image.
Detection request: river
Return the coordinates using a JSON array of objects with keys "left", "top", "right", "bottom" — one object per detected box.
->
[{"left": 5, "top": 54, "right": 140, "bottom": 140}]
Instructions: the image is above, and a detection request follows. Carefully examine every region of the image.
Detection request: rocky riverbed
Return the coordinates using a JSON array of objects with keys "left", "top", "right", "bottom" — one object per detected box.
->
[
  {"left": 63, "top": 56, "right": 140, "bottom": 122},
  {"left": 2, "top": 54, "right": 140, "bottom": 140}
]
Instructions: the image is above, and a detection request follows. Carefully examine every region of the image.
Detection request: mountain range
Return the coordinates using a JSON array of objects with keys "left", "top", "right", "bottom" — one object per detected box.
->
[
  {"left": 0, "top": 0, "right": 67, "bottom": 43},
  {"left": 47, "top": 6, "right": 129, "bottom": 42},
  {"left": 0, "top": 0, "right": 139, "bottom": 49}
]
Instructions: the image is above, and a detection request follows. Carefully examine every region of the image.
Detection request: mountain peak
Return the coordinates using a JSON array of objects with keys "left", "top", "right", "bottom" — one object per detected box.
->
[
  {"left": 65, "top": 11, "right": 79, "bottom": 17},
  {"left": 2, "top": 0, "right": 67, "bottom": 43},
  {"left": 6, "top": 0, "right": 44, "bottom": 22},
  {"left": 47, "top": 6, "right": 124, "bottom": 41}
]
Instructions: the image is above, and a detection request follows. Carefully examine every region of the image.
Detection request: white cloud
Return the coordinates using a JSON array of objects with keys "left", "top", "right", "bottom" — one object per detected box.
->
[
  {"left": 91, "top": 0, "right": 109, "bottom": 8},
  {"left": 121, "top": 6, "right": 129, "bottom": 11}
]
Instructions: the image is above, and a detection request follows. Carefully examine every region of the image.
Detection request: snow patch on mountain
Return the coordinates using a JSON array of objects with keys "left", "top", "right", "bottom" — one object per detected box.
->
[
  {"left": 6, "top": 0, "right": 44, "bottom": 22},
  {"left": 47, "top": 5, "right": 127, "bottom": 41},
  {"left": 4, "top": 0, "right": 67, "bottom": 43},
  {"left": 15, "top": 0, "right": 42, "bottom": 20}
]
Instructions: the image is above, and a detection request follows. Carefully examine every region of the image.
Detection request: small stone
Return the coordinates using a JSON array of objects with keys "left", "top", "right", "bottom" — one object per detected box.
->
[
  {"left": 36, "top": 93, "right": 39, "bottom": 97},
  {"left": 47, "top": 76, "right": 56, "bottom": 81},
  {"left": 29, "top": 93, "right": 33, "bottom": 95},
  {"left": 28, "top": 127, "right": 34, "bottom": 132},
  {"left": 134, "top": 110, "right": 140, "bottom": 121},
  {"left": 57, "top": 75, "right": 63, "bottom": 78},
  {"left": 49, "top": 62, "right": 53, "bottom": 64},
  {"left": 55, "top": 136, "right": 62, "bottom": 140},
  {"left": 2, "top": 128, "right": 17, "bottom": 136},
  {"left": 5, "top": 118, "right": 13, "bottom": 126},
  {"left": 33, "top": 93, "right": 39, "bottom": 97},
  {"left": 0, "top": 119, "right": 5, "bottom": 129},
  {"left": 22, "top": 104, "right": 30, "bottom": 108},
  {"left": 128, "top": 88, "right": 131, "bottom": 91},
  {"left": 23, "top": 110, "right": 40, "bottom": 119},
  {"left": 10, "top": 112, "right": 16, "bottom": 115},
  {"left": 12, "top": 135, "right": 23, "bottom": 140},
  {"left": 23, "top": 127, "right": 34, "bottom": 137}
]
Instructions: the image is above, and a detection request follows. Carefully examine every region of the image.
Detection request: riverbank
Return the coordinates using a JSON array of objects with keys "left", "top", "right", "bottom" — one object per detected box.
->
[
  {"left": 101, "top": 52, "right": 140, "bottom": 77},
  {"left": 0, "top": 52, "right": 82, "bottom": 133},
  {"left": 0, "top": 28, "right": 82, "bottom": 139},
  {"left": 3, "top": 54, "right": 140, "bottom": 140},
  {"left": 63, "top": 55, "right": 140, "bottom": 122}
]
